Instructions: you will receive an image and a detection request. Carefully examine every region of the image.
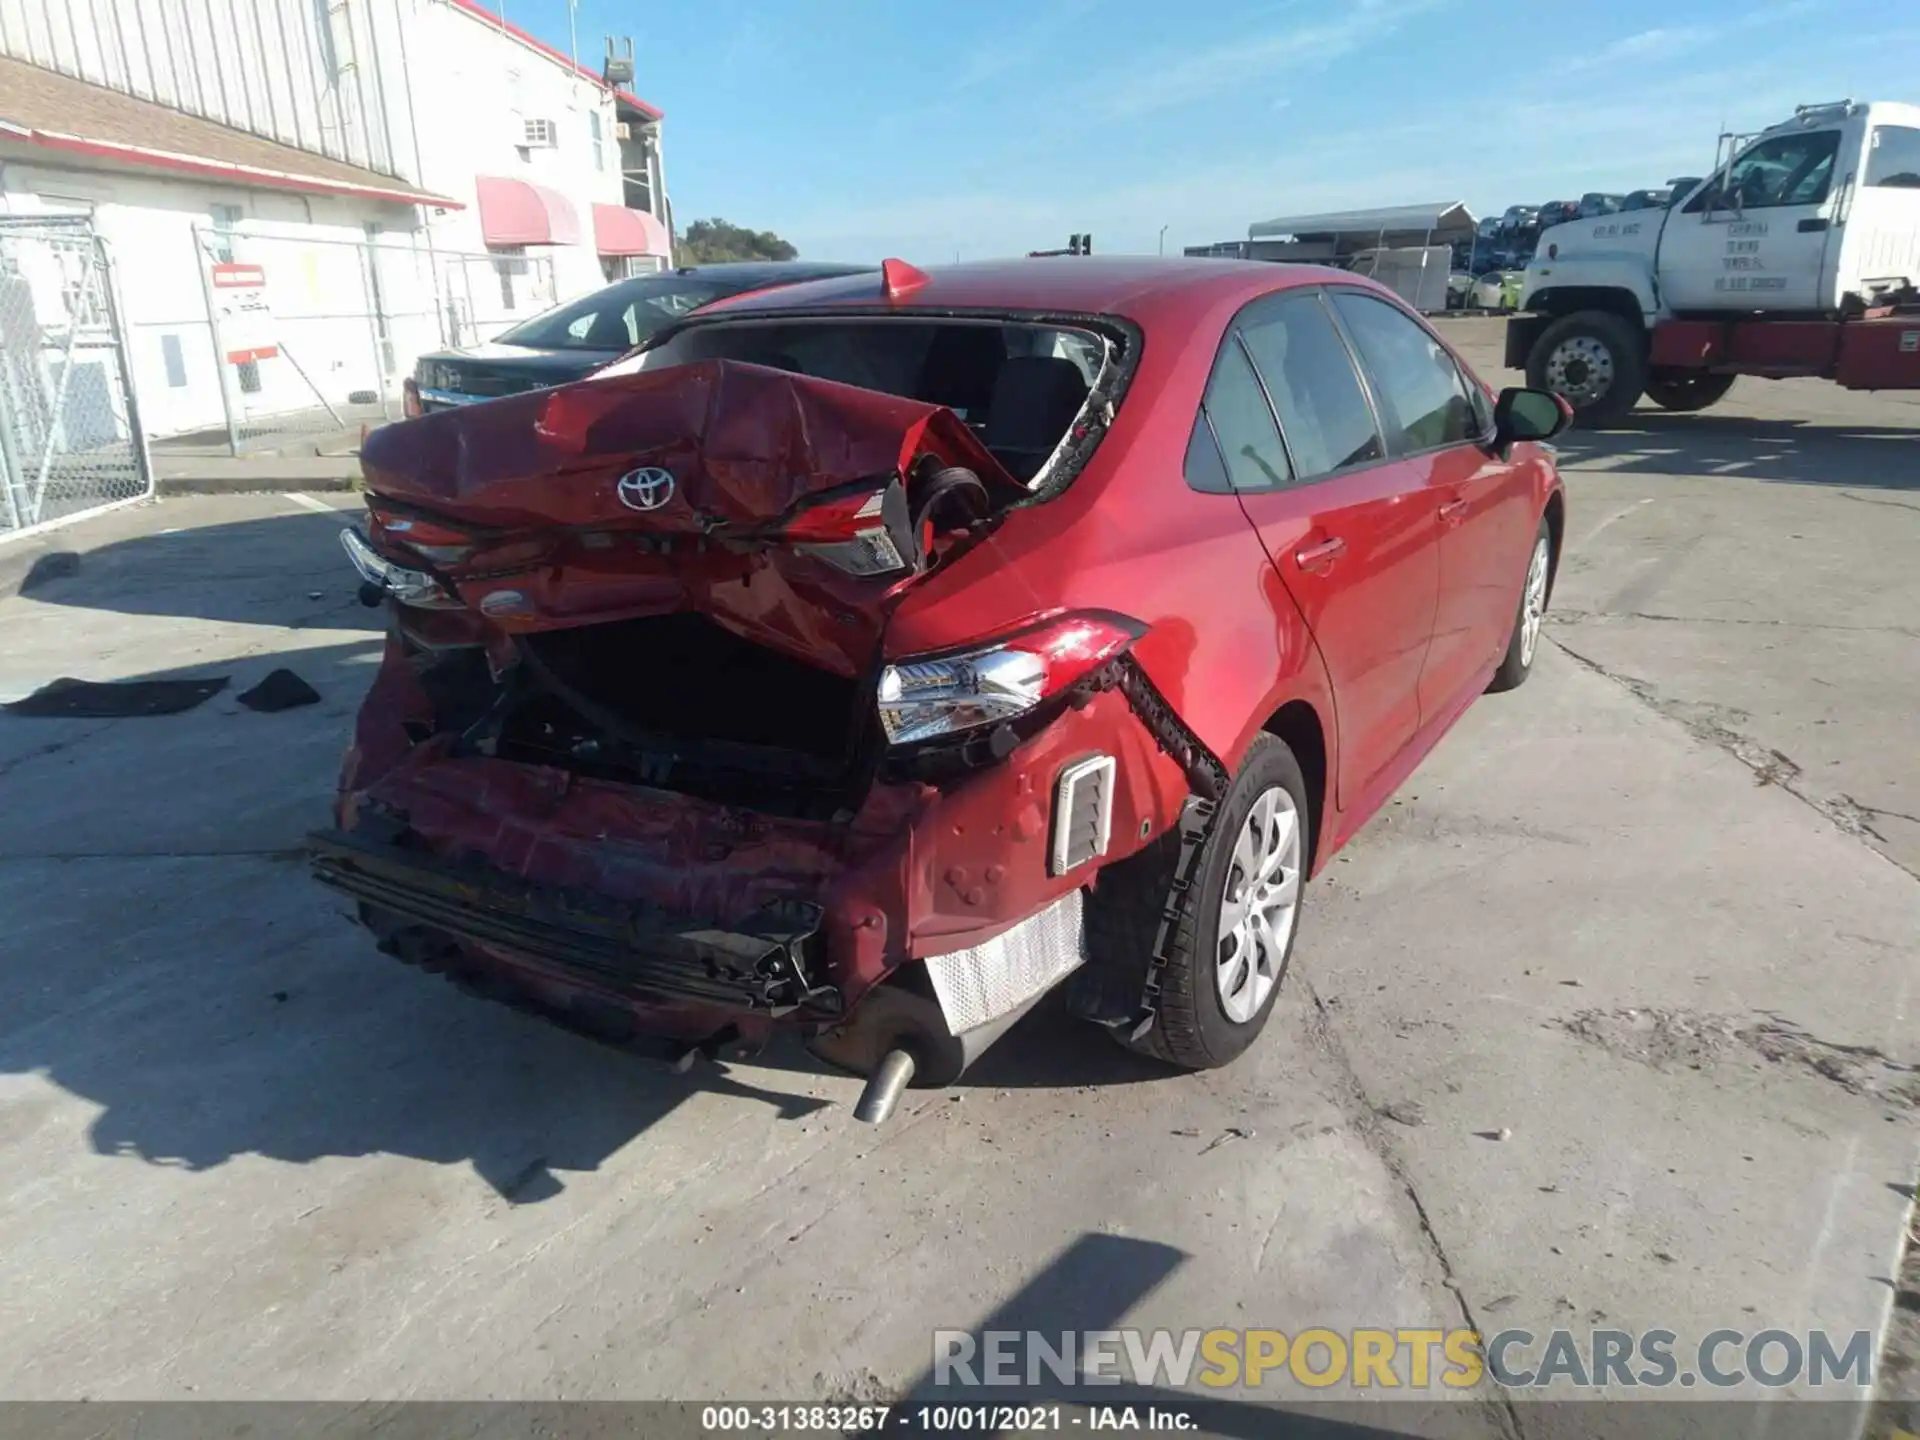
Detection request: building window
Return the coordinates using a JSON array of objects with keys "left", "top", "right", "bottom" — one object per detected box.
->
[
  {"left": 161, "top": 333, "right": 188, "bottom": 388},
  {"left": 522, "top": 117, "right": 558, "bottom": 148},
  {"left": 236, "top": 359, "right": 262, "bottom": 394},
  {"left": 590, "top": 111, "right": 604, "bottom": 170},
  {"left": 493, "top": 246, "right": 529, "bottom": 310},
  {"left": 209, "top": 203, "right": 243, "bottom": 263},
  {"left": 312, "top": 0, "right": 341, "bottom": 78}
]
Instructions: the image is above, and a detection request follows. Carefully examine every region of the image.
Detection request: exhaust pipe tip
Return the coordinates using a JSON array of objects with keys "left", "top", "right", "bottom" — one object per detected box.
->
[{"left": 853, "top": 1047, "right": 917, "bottom": 1125}]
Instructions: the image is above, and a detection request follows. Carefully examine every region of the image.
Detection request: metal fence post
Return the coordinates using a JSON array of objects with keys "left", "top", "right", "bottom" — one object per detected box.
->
[
  {"left": 0, "top": 380, "right": 26, "bottom": 531},
  {"left": 359, "top": 236, "right": 393, "bottom": 420},
  {"left": 190, "top": 224, "right": 243, "bottom": 456}
]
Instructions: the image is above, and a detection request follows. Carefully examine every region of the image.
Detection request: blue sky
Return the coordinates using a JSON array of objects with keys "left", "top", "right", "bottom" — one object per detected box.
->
[{"left": 517, "top": 0, "right": 1917, "bottom": 260}]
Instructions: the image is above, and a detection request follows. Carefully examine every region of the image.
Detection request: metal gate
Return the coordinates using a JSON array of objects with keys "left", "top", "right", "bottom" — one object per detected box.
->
[
  {"left": 187, "top": 226, "right": 559, "bottom": 456},
  {"left": 0, "top": 216, "right": 152, "bottom": 536}
]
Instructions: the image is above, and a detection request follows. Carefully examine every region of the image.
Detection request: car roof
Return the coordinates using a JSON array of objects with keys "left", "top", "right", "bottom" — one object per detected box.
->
[{"left": 687, "top": 256, "right": 1380, "bottom": 325}]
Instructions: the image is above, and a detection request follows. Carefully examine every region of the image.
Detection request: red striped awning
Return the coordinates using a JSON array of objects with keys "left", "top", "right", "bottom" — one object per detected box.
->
[
  {"left": 475, "top": 176, "right": 582, "bottom": 247},
  {"left": 592, "top": 203, "right": 671, "bottom": 257}
]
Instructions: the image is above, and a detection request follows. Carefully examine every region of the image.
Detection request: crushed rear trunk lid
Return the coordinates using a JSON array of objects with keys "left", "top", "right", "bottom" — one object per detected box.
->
[{"left": 356, "top": 359, "right": 1021, "bottom": 676}]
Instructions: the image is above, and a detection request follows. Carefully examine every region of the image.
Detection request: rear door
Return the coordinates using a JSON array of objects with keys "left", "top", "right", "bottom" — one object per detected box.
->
[
  {"left": 1324, "top": 287, "right": 1530, "bottom": 720},
  {"left": 1195, "top": 287, "right": 1439, "bottom": 808}
]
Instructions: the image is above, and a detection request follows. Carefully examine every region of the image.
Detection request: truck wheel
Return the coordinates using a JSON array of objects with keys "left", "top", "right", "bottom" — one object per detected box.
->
[
  {"left": 1643, "top": 372, "right": 1736, "bottom": 412},
  {"left": 1526, "top": 311, "right": 1647, "bottom": 429},
  {"left": 1103, "top": 735, "right": 1310, "bottom": 1071}
]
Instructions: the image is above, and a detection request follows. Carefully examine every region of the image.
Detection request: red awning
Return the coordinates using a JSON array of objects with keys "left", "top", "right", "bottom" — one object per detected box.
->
[
  {"left": 475, "top": 176, "right": 582, "bottom": 247},
  {"left": 592, "top": 203, "right": 671, "bottom": 257}
]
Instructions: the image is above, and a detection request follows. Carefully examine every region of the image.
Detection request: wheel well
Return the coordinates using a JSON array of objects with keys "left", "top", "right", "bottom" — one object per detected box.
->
[
  {"left": 1542, "top": 491, "right": 1565, "bottom": 604},
  {"left": 1532, "top": 287, "right": 1646, "bottom": 329},
  {"left": 1263, "top": 700, "right": 1327, "bottom": 869}
]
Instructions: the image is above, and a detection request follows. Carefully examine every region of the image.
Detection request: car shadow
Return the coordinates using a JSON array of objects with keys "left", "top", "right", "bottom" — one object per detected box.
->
[
  {"left": 1557, "top": 410, "right": 1920, "bottom": 491},
  {"left": 889, "top": 1232, "right": 1501, "bottom": 1439},
  {"left": 10, "top": 506, "right": 382, "bottom": 627},
  {"left": 0, "top": 618, "right": 846, "bottom": 1200},
  {"left": 0, "top": 608, "right": 1168, "bottom": 1205}
]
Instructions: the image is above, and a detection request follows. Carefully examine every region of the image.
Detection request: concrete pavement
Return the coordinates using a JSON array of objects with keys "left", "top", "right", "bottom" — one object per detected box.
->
[{"left": 0, "top": 340, "right": 1915, "bottom": 1437}]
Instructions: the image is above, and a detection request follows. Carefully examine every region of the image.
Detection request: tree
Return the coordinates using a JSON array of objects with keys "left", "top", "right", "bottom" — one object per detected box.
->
[{"left": 675, "top": 218, "right": 798, "bottom": 264}]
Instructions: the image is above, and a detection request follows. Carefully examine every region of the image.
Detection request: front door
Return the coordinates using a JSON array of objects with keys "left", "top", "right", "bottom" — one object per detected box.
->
[
  {"left": 1657, "top": 126, "right": 1846, "bottom": 312},
  {"left": 1322, "top": 287, "right": 1535, "bottom": 717},
  {"left": 1198, "top": 288, "right": 1439, "bottom": 808}
]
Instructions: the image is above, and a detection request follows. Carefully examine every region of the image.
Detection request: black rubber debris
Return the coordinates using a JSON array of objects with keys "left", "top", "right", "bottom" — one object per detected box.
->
[
  {"left": 237, "top": 668, "right": 321, "bottom": 713},
  {"left": 4, "top": 675, "right": 229, "bottom": 717},
  {"left": 18, "top": 551, "right": 80, "bottom": 594}
]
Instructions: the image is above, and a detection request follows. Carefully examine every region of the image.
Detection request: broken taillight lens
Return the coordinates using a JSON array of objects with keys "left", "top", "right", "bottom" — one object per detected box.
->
[
  {"left": 340, "top": 527, "right": 459, "bottom": 609},
  {"left": 366, "top": 505, "right": 482, "bottom": 565},
  {"left": 877, "top": 612, "right": 1145, "bottom": 746},
  {"left": 782, "top": 481, "right": 914, "bottom": 578}
]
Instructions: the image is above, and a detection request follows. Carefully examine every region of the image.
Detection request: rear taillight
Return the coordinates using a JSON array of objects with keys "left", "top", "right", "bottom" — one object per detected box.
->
[
  {"left": 780, "top": 481, "right": 914, "bottom": 578},
  {"left": 340, "top": 528, "right": 459, "bottom": 609},
  {"left": 877, "top": 612, "right": 1144, "bottom": 746},
  {"left": 402, "top": 377, "right": 423, "bottom": 419},
  {"left": 367, "top": 505, "right": 480, "bottom": 565}
]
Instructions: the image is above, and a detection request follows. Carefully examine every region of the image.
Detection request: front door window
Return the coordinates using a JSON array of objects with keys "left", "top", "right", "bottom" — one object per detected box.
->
[{"left": 1687, "top": 129, "right": 1842, "bottom": 212}]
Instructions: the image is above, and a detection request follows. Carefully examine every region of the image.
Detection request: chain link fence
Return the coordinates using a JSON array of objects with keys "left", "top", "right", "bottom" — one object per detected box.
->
[
  {"left": 0, "top": 216, "right": 153, "bottom": 536},
  {"left": 184, "top": 227, "right": 557, "bottom": 456}
]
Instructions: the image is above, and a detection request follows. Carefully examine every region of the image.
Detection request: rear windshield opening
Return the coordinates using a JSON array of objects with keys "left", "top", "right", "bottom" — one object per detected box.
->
[{"left": 633, "top": 318, "right": 1112, "bottom": 483}]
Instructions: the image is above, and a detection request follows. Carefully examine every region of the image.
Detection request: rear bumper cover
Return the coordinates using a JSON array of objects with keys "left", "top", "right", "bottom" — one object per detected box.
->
[{"left": 309, "top": 827, "right": 840, "bottom": 1016}]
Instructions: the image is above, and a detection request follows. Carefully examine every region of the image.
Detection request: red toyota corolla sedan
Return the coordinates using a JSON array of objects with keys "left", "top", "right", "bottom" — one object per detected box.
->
[{"left": 314, "top": 257, "right": 1569, "bottom": 1121}]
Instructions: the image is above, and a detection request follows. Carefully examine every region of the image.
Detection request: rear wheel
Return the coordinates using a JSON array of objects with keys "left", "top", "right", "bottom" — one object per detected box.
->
[
  {"left": 1644, "top": 372, "right": 1736, "bottom": 412},
  {"left": 1109, "top": 734, "right": 1309, "bottom": 1070},
  {"left": 1526, "top": 311, "right": 1647, "bottom": 429}
]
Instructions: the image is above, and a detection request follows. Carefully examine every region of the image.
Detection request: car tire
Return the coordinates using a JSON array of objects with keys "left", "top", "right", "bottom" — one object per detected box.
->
[
  {"left": 1643, "top": 372, "right": 1736, "bottom": 412},
  {"left": 1105, "top": 734, "right": 1310, "bottom": 1070},
  {"left": 1487, "top": 517, "right": 1554, "bottom": 693},
  {"left": 1526, "top": 311, "right": 1647, "bottom": 429}
]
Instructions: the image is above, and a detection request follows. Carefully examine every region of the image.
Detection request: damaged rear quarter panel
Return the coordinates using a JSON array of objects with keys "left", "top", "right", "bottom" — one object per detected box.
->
[{"left": 881, "top": 287, "right": 1339, "bottom": 877}]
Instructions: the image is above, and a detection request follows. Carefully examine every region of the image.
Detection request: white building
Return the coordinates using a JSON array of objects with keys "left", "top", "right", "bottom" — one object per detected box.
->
[{"left": 0, "top": 0, "right": 672, "bottom": 443}]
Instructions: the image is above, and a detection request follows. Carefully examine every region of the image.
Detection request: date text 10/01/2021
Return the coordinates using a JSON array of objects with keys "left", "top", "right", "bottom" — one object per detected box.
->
[{"left": 700, "top": 1406, "right": 1195, "bottom": 1432}]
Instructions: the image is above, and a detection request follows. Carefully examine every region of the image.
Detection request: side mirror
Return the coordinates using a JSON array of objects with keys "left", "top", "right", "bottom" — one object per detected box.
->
[{"left": 1493, "top": 387, "right": 1573, "bottom": 455}]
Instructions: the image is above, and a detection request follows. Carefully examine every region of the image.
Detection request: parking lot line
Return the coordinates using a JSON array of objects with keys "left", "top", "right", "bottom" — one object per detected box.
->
[{"left": 284, "top": 492, "right": 344, "bottom": 516}]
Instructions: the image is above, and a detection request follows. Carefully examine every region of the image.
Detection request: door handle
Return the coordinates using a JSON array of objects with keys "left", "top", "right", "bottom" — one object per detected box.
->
[
  {"left": 1294, "top": 536, "right": 1346, "bottom": 572},
  {"left": 1439, "top": 496, "right": 1470, "bottom": 524},
  {"left": 1797, "top": 217, "right": 1830, "bottom": 233}
]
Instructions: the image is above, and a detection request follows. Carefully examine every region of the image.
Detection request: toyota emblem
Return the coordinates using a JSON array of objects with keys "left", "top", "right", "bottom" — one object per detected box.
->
[{"left": 616, "top": 467, "right": 675, "bottom": 512}]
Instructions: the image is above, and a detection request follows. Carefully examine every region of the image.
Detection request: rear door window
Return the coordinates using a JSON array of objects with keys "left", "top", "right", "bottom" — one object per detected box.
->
[
  {"left": 1185, "top": 338, "right": 1291, "bottom": 493},
  {"left": 1327, "top": 290, "right": 1481, "bottom": 455},
  {"left": 1235, "top": 291, "right": 1385, "bottom": 480},
  {"left": 1866, "top": 125, "right": 1920, "bottom": 188}
]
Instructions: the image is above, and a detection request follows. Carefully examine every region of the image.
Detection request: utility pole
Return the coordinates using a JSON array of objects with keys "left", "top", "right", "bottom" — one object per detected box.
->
[{"left": 1158, "top": 224, "right": 1168, "bottom": 256}]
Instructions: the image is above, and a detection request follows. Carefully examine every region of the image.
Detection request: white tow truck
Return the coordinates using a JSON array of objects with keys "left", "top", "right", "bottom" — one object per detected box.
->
[{"left": 1505, "top": 99, "right": 1920, "bottom": 425}]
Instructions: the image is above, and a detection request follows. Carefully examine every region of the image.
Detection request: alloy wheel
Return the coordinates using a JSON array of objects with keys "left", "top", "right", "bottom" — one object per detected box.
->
[
  {"left": 1216, "top": 785, "right": 1302, "bottom": 1024},
  {"left": 1520, "top": 536, "right": 1550, "bottom": 667}
]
